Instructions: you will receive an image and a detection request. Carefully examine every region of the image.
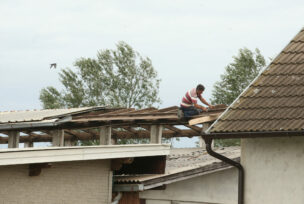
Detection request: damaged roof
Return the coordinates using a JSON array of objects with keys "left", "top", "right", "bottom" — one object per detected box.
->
[
  {"left": 207, "top": 28, "right": 304, "bottom": 136},
  {"left": 0, "top": 107, "right": 107, "bottom": 123}
]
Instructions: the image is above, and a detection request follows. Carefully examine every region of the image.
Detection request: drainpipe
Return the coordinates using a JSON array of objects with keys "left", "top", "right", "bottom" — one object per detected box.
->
[
  {"left": 204, "top": 137, "right": 244, "bottom": 204},
  {"left": 111, "top": 192, "right": 122, "bottom": 204}
]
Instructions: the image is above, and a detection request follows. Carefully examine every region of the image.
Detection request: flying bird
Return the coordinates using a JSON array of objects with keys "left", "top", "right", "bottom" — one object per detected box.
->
[{"left": 50, "top": 63, "right": 57, "bottom": 69}]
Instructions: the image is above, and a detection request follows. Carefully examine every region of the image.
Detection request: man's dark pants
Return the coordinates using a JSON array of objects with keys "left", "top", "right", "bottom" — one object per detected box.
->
[{"left": 180, "top": 106, "right": 202, "bottom": 117}]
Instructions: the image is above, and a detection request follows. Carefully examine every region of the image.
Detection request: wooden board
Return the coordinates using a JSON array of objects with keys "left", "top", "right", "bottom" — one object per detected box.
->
[{"left": 188, "top": 113, "right": 221, "bottom": 125}]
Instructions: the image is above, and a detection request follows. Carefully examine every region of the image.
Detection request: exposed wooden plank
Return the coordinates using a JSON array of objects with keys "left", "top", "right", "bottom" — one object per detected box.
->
[
  {"left": 150, "top": 125, "right": 163, "bottom": 144},
  {"left": 164, "top": 125, "right": 182, "bottom": 133},
  {"left": 73, "top": 108, "right": 135, "bottom": 119},
  {"left": 99, "top": 126, "right": 111, "bottom": 145},
  {"left": 50, "top": 129, "right": 64, "bottom": 147},
  {"left": 64, "top": 140, "right": 72, "bottom": 146},
  {"left": 72, "top": 108, "right": 123, "bottom": 117},
  {"left": 65, "top": 129, "right": 93, "bottom": 140},
  {"left": 188, "top": 113, "right": 221, "bottom": 125},
  {"left": 184, "top": 125, "right": 202, "bottom": 133},
  {"left": 24, "top": 141, "right": 34, "bottom": 148},
  {"left": 72, "top": 114, "right": 178, "bottom": 122},
  {"left": 8, "top": 131, "right": 20, "bottom": 148},
  {"left": 211, "top": 104, "right": 227, "bottom": 109},
  {"left": 126, "top": 107, "right": 157, "bottom": 114},
  {"left": 149, "top": 106, "right": 179, "bottom": 113}
]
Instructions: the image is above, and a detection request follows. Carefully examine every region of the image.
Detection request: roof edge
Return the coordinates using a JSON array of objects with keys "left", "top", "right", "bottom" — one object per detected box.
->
[{"left": 202, "top": 130, "right": 304, "bottom": 139}]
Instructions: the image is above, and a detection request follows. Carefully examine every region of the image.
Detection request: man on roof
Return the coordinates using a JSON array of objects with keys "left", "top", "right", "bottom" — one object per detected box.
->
[{"left": 179, "top": 84, "right": 214, "bottom": 117}]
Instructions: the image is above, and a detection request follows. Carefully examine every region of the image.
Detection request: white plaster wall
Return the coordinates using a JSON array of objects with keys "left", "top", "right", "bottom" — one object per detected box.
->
[
  {"left": 140, "top": 168, "right": 238, "bottom": 204},
  {"left": 0, "top": 160, "right": 111, "bottom": 204},
  {"left": 242, "top": 137, "right": 304, "bottom": 204}
]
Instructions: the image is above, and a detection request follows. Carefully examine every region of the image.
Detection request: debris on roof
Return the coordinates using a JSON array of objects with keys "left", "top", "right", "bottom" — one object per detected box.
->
[{"left": 0, "top": 105, "right": 226, "bottom": 144}]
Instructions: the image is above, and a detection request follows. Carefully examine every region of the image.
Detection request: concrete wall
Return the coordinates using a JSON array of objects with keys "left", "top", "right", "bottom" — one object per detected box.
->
[
  {"left": 0, "top": 160, "right": 111, "bottom": 204},
  {"left": 242, "top": 137, "right": 304, "bottom": 204},
  {"left": 140, "top": 168, "right": 238, "bottom": 204}
]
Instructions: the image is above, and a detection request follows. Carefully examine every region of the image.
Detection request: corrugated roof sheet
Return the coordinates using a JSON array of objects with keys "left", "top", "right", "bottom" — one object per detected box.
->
[
  {"left": 210, "top": 27, "right": 304, "bottom": 133},
  {"left": 114, "top": 147, "right": 240, "bottom": 183},
  {"left": 0, "top": 107, "right": 105, "bottom": 123}
]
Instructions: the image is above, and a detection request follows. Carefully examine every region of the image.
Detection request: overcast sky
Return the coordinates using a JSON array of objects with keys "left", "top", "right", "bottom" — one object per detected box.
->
[{"left": 1, "top": 0, "right": 304, "bottom": 147}]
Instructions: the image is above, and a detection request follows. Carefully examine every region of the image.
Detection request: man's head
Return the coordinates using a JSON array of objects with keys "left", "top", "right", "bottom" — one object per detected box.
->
[{"left": 196, "top": 84, "right": 205, "bottom": 95}]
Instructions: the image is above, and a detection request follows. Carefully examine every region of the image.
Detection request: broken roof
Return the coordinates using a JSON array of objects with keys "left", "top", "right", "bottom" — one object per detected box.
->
[
  {"left": 206, "top": 28, "right": 304, "bottom": 138},
  {"left": 0, "top": 107, "right": 107, "bottom": 123},
  {"left": 0, "top": 105, "right": 226, "bottom": 144},
  {"left": 114, "top": 147, "right": 240, "bottom": 191},
  {"left": 0, "top": 106, "right": 225, "bottom": 131}
]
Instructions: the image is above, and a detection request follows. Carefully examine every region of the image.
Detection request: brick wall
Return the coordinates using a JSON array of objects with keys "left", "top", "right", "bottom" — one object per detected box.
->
[{"left": 0, "top": 160, "right": 111, "bottom": 204}]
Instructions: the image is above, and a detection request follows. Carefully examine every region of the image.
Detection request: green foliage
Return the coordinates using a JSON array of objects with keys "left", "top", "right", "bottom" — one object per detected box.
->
[
  {"left": 40, "top": 87, "right": 64, "bottom": 109},
  {"left": 211, "top": 48, "right": 266, "bottom": 105},
  {"left": 40, "top": 41, "right": 161, "bottom": 109},
  {"left": 211, "top": 48, "right": 266, "bottom": 147},
  {"left": 40, "top": 42, "right": 161, "bottom": 145}
]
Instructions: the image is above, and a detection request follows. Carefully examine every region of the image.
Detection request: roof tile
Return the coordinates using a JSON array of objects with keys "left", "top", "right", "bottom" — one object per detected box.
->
[{"left": 210, "top": 28, "right": 304, "bottom": 133}]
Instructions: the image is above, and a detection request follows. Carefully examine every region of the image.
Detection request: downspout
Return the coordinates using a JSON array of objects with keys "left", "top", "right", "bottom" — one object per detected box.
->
[
  {"left": 111, "top": 192, "right": 122, "bottom": 204},
  {"left": 203, "top": 137, "right": 244, "bottom": 204}
]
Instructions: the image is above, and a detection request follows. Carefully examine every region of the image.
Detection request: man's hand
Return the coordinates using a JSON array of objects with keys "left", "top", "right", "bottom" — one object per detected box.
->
[
  {"left": 201, "top": 106, "right": 207, "bottom": 112},
  {"left": 208, "top": 105, "right": 215, "bottom": 109}
]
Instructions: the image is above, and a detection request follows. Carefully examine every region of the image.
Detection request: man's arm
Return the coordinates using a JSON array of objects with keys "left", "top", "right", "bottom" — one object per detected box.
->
[
  {"left": 198, "top": 95, "right": 214, "bottom": 109},
  {"left": 193, "top": 103, "right": 207, "bottom": 111}
]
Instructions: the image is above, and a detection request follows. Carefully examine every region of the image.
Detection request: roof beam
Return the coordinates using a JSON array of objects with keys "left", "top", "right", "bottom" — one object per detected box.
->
[{"left": 8, "top": 131, "right": 19, "bottom": 148}]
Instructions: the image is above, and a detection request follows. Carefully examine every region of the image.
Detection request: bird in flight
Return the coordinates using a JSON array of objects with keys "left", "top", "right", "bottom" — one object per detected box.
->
[{"left": 50, "top": 63, "right": 57, "bottom": 69}]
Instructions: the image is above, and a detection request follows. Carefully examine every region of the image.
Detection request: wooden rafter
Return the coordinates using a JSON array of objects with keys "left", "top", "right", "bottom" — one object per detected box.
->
[
  {"left": 164, "top": 125, "right": 182, "bottom": 133},
  {"left": 0, "top": 105, "right": 227, "bottom": 146},
  {"left": 184, "top": 125, "right": 202, "bottom": 133}
]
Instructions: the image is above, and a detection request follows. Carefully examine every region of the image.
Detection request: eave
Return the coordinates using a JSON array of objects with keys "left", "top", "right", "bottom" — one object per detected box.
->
[{"left": 202, "top": 130, "right": 304, "bottom": 139}]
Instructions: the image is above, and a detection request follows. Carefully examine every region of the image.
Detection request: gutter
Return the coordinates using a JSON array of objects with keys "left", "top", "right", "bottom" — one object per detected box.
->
[
  {"left": 203, "top": 130, "right": 304, "bottom": 139},
  {"left": 203, "top": 137, "right": 244, "bottom": 204}
]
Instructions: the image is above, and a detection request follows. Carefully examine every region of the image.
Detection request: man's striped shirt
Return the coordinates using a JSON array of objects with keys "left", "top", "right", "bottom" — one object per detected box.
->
[{"left": 180, "top": 88, "right": 201, "bottom": 107}]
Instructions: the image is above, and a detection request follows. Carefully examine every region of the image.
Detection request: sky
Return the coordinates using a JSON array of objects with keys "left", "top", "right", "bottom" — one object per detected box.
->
[{"left": 1, "top": 0, "right": 304, "bottom": 147}]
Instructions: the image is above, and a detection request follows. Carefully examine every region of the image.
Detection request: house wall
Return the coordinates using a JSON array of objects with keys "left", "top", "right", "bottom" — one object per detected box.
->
[
  {"left": 242, "top": 137, "right": 304, "bottom": 204},
  {"left": 0, "top": 160, "right": 112, "bottom": 204},
  {"left": 140, "top": 168, "right": 238, "bottom": 204}
]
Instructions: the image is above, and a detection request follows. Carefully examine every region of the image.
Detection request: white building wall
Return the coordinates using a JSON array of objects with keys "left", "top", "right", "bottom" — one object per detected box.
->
[
  {"left": 242, "top": 137, "right": 304, "bottom": 204},
  {"left": 140, "top": 168, "right": 238, "bottom": 204},
  {"left": 0, "top": 160, "right": 111, "bottom": 204}
]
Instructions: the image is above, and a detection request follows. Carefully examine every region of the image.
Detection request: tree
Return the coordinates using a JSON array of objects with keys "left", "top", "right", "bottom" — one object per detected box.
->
[
  {"left": 40, "top": 42, "right": 161, "bottom": 145},
  {"left": 40, "top": 41, "right": 161, "bottom": 109},
  {"left": 211, "top": 48, "right": 266, "bottom": 147},
  {"left": 211, "top": 48, "right": 266, "bottom": 105}
]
